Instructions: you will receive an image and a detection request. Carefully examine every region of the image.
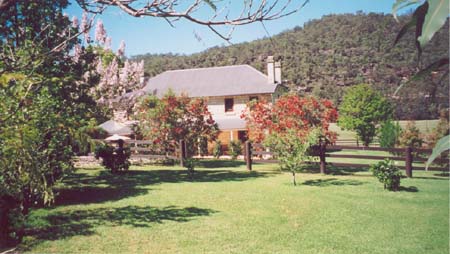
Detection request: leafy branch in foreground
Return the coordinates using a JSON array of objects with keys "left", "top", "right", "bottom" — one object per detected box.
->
[{"left": 392, "top": 0, "right": 449, "bottom": 168}]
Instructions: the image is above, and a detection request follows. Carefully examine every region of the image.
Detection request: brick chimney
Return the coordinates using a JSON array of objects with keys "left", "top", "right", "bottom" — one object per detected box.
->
[
  {"left": 267, "top": 56, "right": 275, "bottom": 84},
  {"left": 274, "top": 61, "right": 281, "bottom": 84}
]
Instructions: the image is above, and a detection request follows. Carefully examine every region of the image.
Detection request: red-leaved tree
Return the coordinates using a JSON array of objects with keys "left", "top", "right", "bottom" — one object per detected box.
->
[
  {"left": 242, "top": 94, "right": 338, "bottom": 144},
  {"left": 241, "top": 94, "right": 338, "bottom": 184},
  {"left": 134, "top": 92, "right": 218, "bottom": 155}
]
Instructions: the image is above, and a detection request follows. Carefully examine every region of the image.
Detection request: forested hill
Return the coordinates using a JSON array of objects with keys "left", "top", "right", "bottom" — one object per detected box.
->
[{"left": 132, "top": 13, "right": 449, "bottom": 120}]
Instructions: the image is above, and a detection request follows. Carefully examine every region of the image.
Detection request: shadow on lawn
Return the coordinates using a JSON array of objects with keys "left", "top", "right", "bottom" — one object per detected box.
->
[
  {"left": 302, "top": 178, "right": 365, "bottom": 187},
  {"left": 64, "top": 169, "right": 274, "bottom": 186},
  {"left": 435, "top": 172, "right": 450, "bottom": 177},
  {"left": 411, "top": 175, "right": 449, "bottom": 181},
  {"left": 301, "top": 164, "right": 368, "bottom": 176},
  {"left": 398, "top": 186, "right": 419, "bottom": 192},
  {"left": 55, "top": 169, "right": 274, "bottom": 206},
  {"left": 22, "top": 205, "right": 215, "bottom": 250},
  {"left": 54, "top": 186, "right": 150, "bottom": 206},
  {"left": 196, "top": 160, "right": 246, "bottom": 168}
]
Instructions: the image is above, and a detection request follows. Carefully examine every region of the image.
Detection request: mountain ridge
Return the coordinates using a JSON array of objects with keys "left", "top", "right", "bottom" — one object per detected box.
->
[{"left": 132, "top": 13, "right": 449, "bottom": 120}]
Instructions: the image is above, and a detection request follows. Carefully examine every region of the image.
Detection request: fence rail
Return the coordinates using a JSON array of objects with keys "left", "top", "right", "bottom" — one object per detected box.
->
[
  {"left": 94, "top": 139, "right": 186, "bottom": 166},
  {"left": 92, "top": 139, "right": 447, "bottom": 176},
  {"left": 244, "top": 141, "right": 448, "bottom": 177},
  {"left": 333, "top": 138, "right": 380, "bottom": 147}
]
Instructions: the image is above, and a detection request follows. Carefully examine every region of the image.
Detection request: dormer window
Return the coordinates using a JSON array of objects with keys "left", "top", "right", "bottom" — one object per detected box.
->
[{"left": 225, "top": 98, "right": 234, "bottom": 112}]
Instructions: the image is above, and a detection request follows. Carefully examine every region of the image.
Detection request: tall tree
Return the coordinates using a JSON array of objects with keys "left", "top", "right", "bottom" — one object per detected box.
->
[
  {"left": 0, "top": 1, "right": 142, "bottom": 245},
  {"left": 0, "top": 0, "right": 99, "bottom": 245},
  {"left": 338, "top": 84, "right": 393, "bottom": 146}
]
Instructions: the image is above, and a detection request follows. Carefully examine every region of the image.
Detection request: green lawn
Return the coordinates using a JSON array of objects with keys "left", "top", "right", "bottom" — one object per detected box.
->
[
  {"left": 330, "top": 119, "right": 439, "bottom": 141},
  {"left": 325, "top": 149, "right": 445, "bottom": 169},
  {"left": 21, "top": 161, "right": 448, "bottom": 254}
]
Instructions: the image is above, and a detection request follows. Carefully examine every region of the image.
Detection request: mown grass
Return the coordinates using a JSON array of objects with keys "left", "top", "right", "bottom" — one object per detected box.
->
[
  {"left": 325, "top": 149, "right": 446, "bottom": 169},
  {"left": 330, "top": 119, "right": 439, "bottom": 141},
  {"left": 21, "top": 161, "right": 448, "bottom": 254}
]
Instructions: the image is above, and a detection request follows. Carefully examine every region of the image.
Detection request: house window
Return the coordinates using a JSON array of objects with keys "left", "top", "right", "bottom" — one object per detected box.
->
[
  {"left": 225, "top": 98, "right": 234, "bottom": 112},
  {"left": 238, "top": 131, "right": 248, "bottom": 142}
]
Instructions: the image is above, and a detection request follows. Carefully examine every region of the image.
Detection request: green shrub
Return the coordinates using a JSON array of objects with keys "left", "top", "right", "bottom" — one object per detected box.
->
[
  {"left": 95, "top": 142, "right": 131, "bottom": 173},
  {"left": 264, "top": 129, "right": 320, "bottom": 185},
  {"left": 398, "top": 121, "right": 424, "bottom": 157},
  {"left": 213, "top": 141, "right": 222, "bottom": 159},
  {"left": 184, "top": 158, "right": 197, "bottom": 178},
  {"left": 426, "top": 109, "right": 449, "bottom": 170},
  {"left": 378, "top": 120, "right": 401, "bottom": 150},
  {"left": 198, "top": 137, "right": 209, "bottom": 156},
  {"left": 229, "top": 140, "right": 243, "bottom": 160},
  {"left": 398, "top": 121, "right": 423, "bottom": 149},
  {"left": 157, "top": 157, "right": 177, "bottom": 166},
  {"left": 370, "top": 159, "right": 402, "bottom": 191}
]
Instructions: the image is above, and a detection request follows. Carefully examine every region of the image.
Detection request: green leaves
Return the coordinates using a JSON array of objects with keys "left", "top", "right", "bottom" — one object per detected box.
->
[
  {"left": 393, "top": 0, "right": 449, "bottom": 51},
  {"left": 426, "top": 135, "right": 449, "bottom": 170},
  {"left": 392, "top": 0, "right": 422, "bottom": 21},
  {"left": 370, "top": 159, "right": 402, "bottom": 191},
  {"left": 203, "top": 0, "right": 217, "bottom": 11},
  {"left": 393, "top": 1, "right": 428, "bottom": 56},
  {"left": 338, "top": 84, "right": 393, "bottom": 146},
  {"left": 418, "top": 0, "right": 449, "bottom": 48}
]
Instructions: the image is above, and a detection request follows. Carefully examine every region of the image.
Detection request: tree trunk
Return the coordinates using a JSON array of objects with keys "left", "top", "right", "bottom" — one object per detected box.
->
[
  {"left": 0, "top": 205, "right": 9, "bottom": 247},
  {"left": 292, "top": 171, "right": 296, "bottom": 186}
]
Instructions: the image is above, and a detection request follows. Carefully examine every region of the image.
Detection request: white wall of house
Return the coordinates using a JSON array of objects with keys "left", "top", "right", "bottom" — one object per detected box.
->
[{"left": 206, "top": 94, "right": 272, "bottom": 120}]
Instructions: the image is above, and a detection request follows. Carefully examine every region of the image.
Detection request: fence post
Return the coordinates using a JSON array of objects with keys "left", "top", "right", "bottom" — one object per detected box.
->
[
  {"left": 245, "top": 141, "right": 252, "bottom": 171},
  {"left": 405, "top": 146, "right": 413, "bottom": 178},
  {"left": 319, "top": 143, "right": 327, "bottom": 174},
  {"left": 179, "top": 140, "right": 186, "bottom": 167}
]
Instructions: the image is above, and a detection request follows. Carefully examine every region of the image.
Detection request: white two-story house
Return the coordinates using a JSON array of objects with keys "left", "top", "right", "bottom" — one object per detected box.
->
[{"left": 121, "top": 56, "right": 285, "bottom": 152}]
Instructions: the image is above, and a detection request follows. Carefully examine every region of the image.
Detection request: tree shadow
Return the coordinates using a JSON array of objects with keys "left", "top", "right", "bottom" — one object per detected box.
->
[
  {"left": 301, "top": 164, "right": 369, "bottom": 176},
  {"left": 65, "top": 169, "right": 274, "bottom": 186},
  {"left": 302, "top": 178, "right": 365, "bottom": 187},
  {"left": 54, "top": 186, "right": 150, "bottom": 206},
  {"left": 55, "top": 169, "right": 274, "bottom": 206},
  {"left": 413, "top": 176, "right": 449, "bottom": 181},
  {"left": 327, "top": 166, "right": 369, "bottom": 176},
  {"left": 398, "top": 186, "right": 419, "bottom": 192},
  {"left": 196, "top": 160, "right": 246, "bottom": 168},
  {"left": 22, "top": 205, "right": 215, "bottom": 250}
]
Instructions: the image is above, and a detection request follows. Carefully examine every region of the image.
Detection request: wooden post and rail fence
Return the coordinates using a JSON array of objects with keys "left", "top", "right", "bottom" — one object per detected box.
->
[
  {"left": 95, "top": 139, "right": 447, "bottom": 177},
  {"left": 244, "top": 141, "right": 448, "bottom": 177},
  {"left": 98, "top": 139, "right": 188, "bottom": 167}
]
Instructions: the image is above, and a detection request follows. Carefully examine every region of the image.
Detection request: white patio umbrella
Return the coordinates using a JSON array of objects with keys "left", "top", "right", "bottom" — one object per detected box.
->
[{"left": 105, "top": 134, "right": 131, "bottom": 141}]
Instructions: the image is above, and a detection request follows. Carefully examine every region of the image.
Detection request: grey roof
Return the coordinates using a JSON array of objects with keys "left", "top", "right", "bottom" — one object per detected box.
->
[
  {"left": 215, "top": 117, "right": 246, "bottom": 130},
  {"left": 99, "top": 120, "right": 132, "bottom": 135},
  {"left": 127, "top": 65, "right": 278, "bottom": 98}
]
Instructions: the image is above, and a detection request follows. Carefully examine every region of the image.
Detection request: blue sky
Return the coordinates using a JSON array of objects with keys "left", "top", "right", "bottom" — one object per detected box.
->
[{"left": 65, "top": 1, "right": 410, "bottom": 56}]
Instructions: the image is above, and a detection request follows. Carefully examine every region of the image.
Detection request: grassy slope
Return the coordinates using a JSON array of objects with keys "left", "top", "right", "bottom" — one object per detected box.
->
[{"left": 22, "top": 161, "right": 448, "bottom": 254}]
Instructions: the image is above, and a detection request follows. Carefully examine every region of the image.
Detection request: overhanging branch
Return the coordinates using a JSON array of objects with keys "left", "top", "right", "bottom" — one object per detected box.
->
[{"left": 75, "top": 0, "right": 307, "bottom": 41}]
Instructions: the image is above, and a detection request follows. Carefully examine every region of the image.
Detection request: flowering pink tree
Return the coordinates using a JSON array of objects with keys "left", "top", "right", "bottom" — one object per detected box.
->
[
  {"left": 72, "top": 16, "right": 145, "bottom": 107},
  {"left": 0, "top": 4, "right": 145, "bottom": 244}
]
